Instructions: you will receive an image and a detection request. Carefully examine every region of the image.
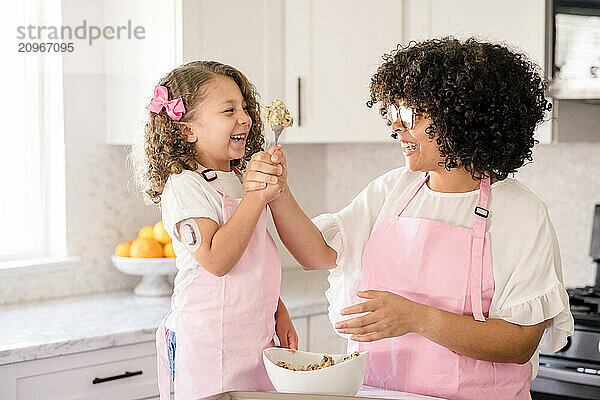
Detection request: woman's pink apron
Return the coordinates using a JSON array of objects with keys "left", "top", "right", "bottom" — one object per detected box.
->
[
  {"left": 349, "top": 173, "right": 532, "bottom": 399},
  {"left": 156, "top": 167, "right": 280, "bottom": 400}
]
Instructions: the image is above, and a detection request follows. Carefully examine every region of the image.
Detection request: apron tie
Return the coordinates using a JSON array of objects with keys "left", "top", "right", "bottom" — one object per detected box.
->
[
  {"left": 156, "top": 294, "right": 175, "bottom": 399},
  {"left": 470, "top": 173, "right": 491, "bottom": 322}
]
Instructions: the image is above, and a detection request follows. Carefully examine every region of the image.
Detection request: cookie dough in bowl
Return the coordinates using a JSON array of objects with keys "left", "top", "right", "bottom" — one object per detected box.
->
[{"left": 263, "top": 347, "right": 369, "bottom": 396}]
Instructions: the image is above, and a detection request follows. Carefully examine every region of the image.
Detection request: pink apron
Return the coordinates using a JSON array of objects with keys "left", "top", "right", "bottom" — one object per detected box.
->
[
  {"left": 348, "top": 173, "right": 532, "bottom": 400},
  {"left": 156, "top": 166, "right": 280, "bottom": 400}
]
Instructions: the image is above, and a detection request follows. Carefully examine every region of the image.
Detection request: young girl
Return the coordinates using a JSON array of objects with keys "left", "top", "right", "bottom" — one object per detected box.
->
[
  {"left": 243, "top": 38, "right": 573, "bottom": 399},
  {"left": 132, "top": 61, "right": 297, "bottom": 400}
]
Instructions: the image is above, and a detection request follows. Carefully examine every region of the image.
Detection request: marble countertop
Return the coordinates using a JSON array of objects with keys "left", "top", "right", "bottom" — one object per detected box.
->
[{"left": 0, "top": 283, "right": 328, "bottom": 366}]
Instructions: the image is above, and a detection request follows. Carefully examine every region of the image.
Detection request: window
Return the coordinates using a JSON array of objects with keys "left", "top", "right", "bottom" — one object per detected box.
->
[{"left": 0, "top": 0, "right": 66, "bottom": 265}]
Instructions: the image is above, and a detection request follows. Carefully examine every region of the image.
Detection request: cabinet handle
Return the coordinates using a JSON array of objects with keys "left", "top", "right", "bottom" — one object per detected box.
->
[
  {"left": 92, "top": 370, "right": 143, "bottom": 384},
  {"left": 297, "top": 77, "right": 302, "bottom": 127}
]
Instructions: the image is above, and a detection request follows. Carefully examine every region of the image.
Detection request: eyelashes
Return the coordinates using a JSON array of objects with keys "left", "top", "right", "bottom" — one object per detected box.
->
[{"left": 224, "top": 106, "right": 248, "bottom": 113}]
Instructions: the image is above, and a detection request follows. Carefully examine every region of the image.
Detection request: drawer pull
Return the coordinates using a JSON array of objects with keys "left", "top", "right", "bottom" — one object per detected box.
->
[{"left": 92, "top": 370, "right": 143, "bottom": 384}]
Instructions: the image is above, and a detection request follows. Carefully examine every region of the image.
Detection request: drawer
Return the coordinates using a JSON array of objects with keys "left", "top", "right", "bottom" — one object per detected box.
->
[
  {"left": 17, "top": 354, "right": 156, "bottom": 400},
  {"left": 1, "top": 341, "right": 164, "bottom": 400}
]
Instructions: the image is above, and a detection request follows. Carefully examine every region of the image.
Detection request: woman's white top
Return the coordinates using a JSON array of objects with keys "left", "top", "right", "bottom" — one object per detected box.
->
[
  {"left": 312, "top": 167, "right": 574, "bottom": 378},
  {"left": 160, "top": 169, "right": 245, "bottom": 330}
]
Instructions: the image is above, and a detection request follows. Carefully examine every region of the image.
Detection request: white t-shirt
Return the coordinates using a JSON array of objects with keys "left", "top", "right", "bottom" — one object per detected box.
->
[
  {"left": 160, "top": 169, "right": 245, "bottom": 330},
  {"left": 312, "top": 167, "right": 574, "bottom": 378}
]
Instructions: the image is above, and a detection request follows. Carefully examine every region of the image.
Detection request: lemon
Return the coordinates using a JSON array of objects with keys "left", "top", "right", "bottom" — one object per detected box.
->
[
  {"left": 163, "top": 242, "right": 176, "bottom": 258},
  {"left": 114, "top": 242, "right": 130, "bottom": 257},
  {"left": 130, "top": 237, "right": 164, "bottom": 258},
  {"left": 153, "top": 221, "right": 171, "bottom": 244},
  {"left": 138, "top": 226, "right": 155, "bottom": 239}
]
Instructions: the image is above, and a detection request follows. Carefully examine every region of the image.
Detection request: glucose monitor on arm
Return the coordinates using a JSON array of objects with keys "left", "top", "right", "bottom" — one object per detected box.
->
[{"left": 180, "top": 218, "right": 201, "bottom": 252}]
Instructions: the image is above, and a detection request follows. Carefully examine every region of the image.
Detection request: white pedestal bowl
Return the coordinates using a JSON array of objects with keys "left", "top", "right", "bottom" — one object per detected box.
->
[{"left": 111, "top": 256, "right": 177, "bottom": 297}]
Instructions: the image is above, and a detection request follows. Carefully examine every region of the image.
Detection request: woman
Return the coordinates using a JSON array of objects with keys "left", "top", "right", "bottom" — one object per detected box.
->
[{"left": 243, "top": 37, "right": 573, "bottom": 399}]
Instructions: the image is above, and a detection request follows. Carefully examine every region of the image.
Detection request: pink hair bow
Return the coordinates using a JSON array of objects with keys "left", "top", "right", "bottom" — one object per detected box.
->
[{"left": 146, "top": 85, "right": 186, "bottom": 121}]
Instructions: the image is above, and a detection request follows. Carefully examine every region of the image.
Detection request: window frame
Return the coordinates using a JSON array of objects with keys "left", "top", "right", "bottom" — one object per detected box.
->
[{"left": 0, "top": 0, "right": 67, "bottom": 268}]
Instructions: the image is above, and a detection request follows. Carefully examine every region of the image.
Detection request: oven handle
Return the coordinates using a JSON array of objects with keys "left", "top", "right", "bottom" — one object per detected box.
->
[{"left": 538, "top": 365, "right": 600, "bottom": 387}]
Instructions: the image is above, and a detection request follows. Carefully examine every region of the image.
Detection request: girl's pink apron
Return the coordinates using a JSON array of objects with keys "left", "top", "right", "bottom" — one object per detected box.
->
[
  {"left": 349, "top": 173, "right": 532, "bottom": 400},
  {"left": 156, "top": 167, "right": 280, "bottom": 400}
]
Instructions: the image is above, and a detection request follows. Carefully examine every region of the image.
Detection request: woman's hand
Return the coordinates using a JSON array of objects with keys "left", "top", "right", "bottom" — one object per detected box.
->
[
  {"left": 275, "top": 304, "right": 299, "bottom": 350},
  {"left": 243, "top": 145, "right": 288, "bottom": 203},
  {"left": 335, "top": 290, "right": 426, "bottom": 342}
]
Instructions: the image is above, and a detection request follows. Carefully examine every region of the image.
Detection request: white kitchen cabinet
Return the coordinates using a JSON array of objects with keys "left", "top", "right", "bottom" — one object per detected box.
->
[
  {"left": 308, "top": 313, "right": 348, "bottom": 354},
  {"left": 180, "top": 0, "right": 284, "bottom": 109},
  {"left": 105, "top": 0, "right": 552, "bottom": 145},
  {"left": 281, "top": 0, "right": 403, "bottom": 144},
  {"left": 106, "top": 0, "right": 283, "bottom": 144},
  {"left": 403, "top": 0, "right": 552, "bottom": 143},
  {"left": 105, "top": 0, "right": 181, "bottom": 145},
  {"left": 0, "top": 341, "right": 165, "bottom": 400},
  {"left": 291, "top": 316, "right": 309, "bottom": 351},
  {"left": 292, "top": 313, "right": 347, "bottom": 354}
]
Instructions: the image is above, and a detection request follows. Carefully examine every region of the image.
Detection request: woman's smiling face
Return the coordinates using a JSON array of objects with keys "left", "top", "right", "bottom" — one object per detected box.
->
[{"left": 390, "top": 103, "right": 444, "bottom": 173}]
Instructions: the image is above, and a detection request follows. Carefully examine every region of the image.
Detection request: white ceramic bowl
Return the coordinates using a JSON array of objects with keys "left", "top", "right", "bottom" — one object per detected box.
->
[
  {"left": 263, "top": 347, "right": 369, "bottom": 396},
  {"left": 111, "top": 256, "right": 177, "bottom": 297}
]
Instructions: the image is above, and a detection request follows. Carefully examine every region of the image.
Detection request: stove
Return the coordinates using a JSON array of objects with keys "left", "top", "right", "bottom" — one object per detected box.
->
[
  {"left": 531, "top": 204, "right": 600, "bottom": 400},
  {"left": 569, "top": 286, "right": 600, "bottom": 329}
]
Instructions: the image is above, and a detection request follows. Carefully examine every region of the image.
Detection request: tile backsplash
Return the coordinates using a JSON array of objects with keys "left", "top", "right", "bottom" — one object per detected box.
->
[{"left": 1, "top": 136, "right": 598, "bottom": 305}]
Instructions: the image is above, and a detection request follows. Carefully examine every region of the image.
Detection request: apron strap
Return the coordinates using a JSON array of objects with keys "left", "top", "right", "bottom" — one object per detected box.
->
[
  {"left": 231, "top": 165, "right": 243, "bottom": 176},
  {"left": 394, "top": 173, "right": 430, "bottom": 216},
  {"left": 195, "top": 164, "right": 229, "bottom": 198},
  {"left": 392, "top": 171, "right": 491, "bottom": 322},
  {"left": 470, "top": 173, "right": 491, "bottom": 322}
]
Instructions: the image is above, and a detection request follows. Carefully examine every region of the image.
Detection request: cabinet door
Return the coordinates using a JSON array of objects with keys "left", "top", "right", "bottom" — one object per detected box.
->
[
  {"left": 405, "top": 0, "right": 545, "bottom": 65},
  {"left": 181, "top": 0, "right": 284, "bottom": 110},
  {"left": 0, "top": 341, "right": 159, "bottom": 400},
  {"left": 308, "top": 313, "right": 347, "bottom": 354},
  {"left": 105, "top": 0, "right": 181, "bottom": 144},
  {"left": 404, "top": 0, "right": 551, "bottom": 143},
  {"left": 282, "top": 0, "right": 403, "bottom": 143},
  {"left": 106, "top": 0, "right": 284, "bottom": 144},
  {"left": 291, "top": 316, "right": 309, "bottom": 351}
]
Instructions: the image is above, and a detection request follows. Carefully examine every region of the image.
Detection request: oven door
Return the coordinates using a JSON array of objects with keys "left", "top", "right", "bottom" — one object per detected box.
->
[{"left": 532, "top": 356, "right": 600, "bottom": 400}]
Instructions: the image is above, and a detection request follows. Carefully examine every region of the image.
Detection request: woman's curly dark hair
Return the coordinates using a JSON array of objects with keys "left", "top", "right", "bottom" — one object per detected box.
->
[
  {"left": 368, "top": 37, "right": 552, "bottom": 181},
  {"left": 131, "top": 61, "right": 264, "bottom": 204}
]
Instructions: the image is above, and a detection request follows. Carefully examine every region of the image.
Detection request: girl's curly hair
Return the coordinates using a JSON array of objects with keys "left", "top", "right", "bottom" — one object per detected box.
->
[
  {"left": 131, "top": 60, "right": 264, "bottom": 204},
  {"left": 368, "top": 37, "right": 552, "bottom": 181}
]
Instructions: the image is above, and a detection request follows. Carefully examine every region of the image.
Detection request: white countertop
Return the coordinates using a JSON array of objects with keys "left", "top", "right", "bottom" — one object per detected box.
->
[
  {"left": 207, "top": 387, "right": 442, "bottom": 400},
  {"left": 0, "top": 274, "right": 443, "bottom": 400},
  {"left": 357, "top": 386, "right": 442, "bottom": 399},
  {"left": 0, "top": 291, "right": 170, "bottom": 365},
  {"left": 0, "top": 285, "right": 328, "bottom": 366}
]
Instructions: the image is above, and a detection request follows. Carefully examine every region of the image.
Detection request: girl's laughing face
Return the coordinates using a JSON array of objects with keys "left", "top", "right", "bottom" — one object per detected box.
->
[{"left": 184, "top": 75, "right": 252, "bottom": 171}]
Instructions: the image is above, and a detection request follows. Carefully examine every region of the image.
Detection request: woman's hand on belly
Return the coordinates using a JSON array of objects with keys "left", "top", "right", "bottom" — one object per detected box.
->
[
  {"left": 335, "top": 290, "right": 424, "bottom": 341},
  {"left": 335, "top": 290, "right": 548, "bottom": 364}
]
